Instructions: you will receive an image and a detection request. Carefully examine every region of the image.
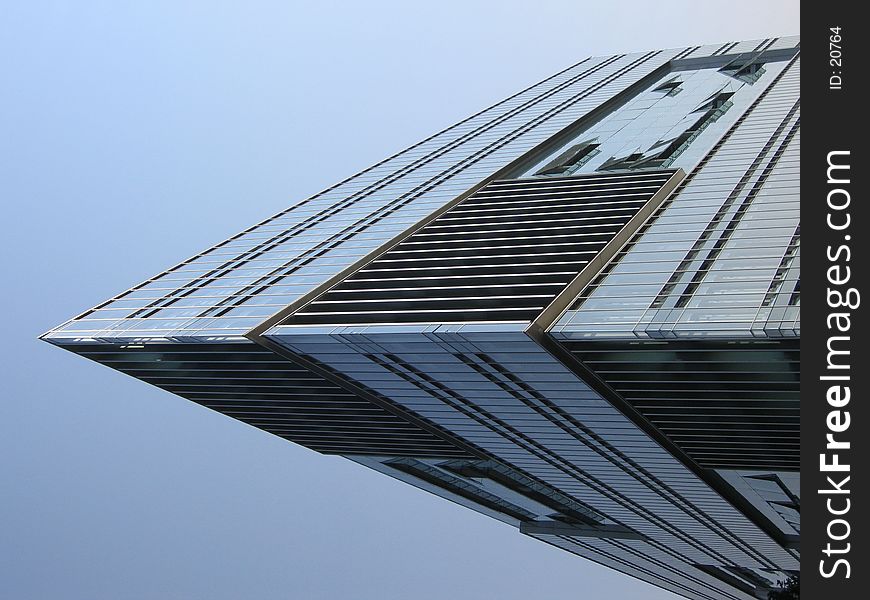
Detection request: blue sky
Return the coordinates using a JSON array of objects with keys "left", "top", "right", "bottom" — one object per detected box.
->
[{"left": 2, "top": 2, "right": 798, "bottom": 598}]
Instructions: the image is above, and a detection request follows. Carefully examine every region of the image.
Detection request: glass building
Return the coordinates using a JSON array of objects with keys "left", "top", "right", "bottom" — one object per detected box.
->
[{"left": 44, "top": 37, "right": 800, "bottom": 600}]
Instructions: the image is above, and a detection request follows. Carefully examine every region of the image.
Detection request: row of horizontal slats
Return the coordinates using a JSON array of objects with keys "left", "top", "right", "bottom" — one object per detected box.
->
[
  {"left": 67, "top": 342, "right": 471, "bottom": 458},
  {"left": 287, "top": 170, "right": 677, "bottom": 325},
  {"left": 561, "top": 339, "right": 799, "bottom": 470}
]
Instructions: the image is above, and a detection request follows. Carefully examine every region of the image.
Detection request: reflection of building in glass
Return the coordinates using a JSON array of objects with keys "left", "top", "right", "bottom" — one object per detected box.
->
[{"left": 44, "top": 37, "right": 800, "bottom": 600}]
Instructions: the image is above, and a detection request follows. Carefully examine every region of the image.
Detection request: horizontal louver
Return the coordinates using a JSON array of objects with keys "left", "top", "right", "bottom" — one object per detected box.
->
[
  {"left": 288, "top": 170, "right": 677, "bottom": 325},
  {"left": 67, "top": 342, "right": 472, "bottom": 458},
  {"left": 560, "top": 338, "right": 799, "bottom": 470}
]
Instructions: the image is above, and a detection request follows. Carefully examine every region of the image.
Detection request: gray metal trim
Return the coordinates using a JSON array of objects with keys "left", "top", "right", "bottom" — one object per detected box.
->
[{"left": 520, "top": 520, "right": 645, "bottom": 540}]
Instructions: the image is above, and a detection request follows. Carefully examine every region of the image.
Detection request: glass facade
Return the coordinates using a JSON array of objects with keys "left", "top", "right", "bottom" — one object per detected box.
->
[
  {"left": 268, "top": 327, "right": 798, "bottom": 600},
  {"left": 46, "top": 45, "right": 697, "bottom": 341},
  {"left": 517, "top": 58, "right": 790, "bottom": 178},
  {"left": 45, "top": 37, "right": 800, "bottom": 600},
  {"left": 551, "top": 55, "right": 800, "bottom": 339}
]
